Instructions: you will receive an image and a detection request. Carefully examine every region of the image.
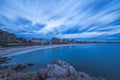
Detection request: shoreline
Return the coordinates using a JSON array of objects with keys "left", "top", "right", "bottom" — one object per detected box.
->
[
  {"left": 0, "top": 60, "right": 106, "bottom": 80},
  {"left": 1, "top": 43, "right": 120, "bottom": 57},
  {"left": 0, "top": 44, "right": 76, "bottom": 57}
]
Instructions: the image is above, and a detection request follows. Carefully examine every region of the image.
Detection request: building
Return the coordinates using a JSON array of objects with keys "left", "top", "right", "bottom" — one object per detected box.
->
[
  {"left": 51, "top": 38, "right": 70, "bottom": 44},
  {"left": 40, "top": 38, "right": 50, "bottom": 45},
  {"left": 51, "top": 38, "right": 61, "bottom": 44},
  {"left": 31, "top": 38, "right": 49, "bottom": 45},
  {"left": 61, "top": 38, "right": 69, "bottom": 44},
  {"left": 31, "top": 38, "right": 41, "bottom": 45},
  {"left": 70, "top": 39, "right": 76, "bottom": 44}
]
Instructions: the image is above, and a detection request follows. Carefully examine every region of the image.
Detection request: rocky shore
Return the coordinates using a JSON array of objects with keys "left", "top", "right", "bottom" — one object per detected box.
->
[
  {"left": 0, "top": 57, "right": 10, "bottom": 64},
  {"left": 0, "top": 58, "right": 106, "bottom": 80}
]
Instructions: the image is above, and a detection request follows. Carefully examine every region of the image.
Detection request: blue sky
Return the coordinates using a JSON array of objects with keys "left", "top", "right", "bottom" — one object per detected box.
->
[{"left": 0, "top": 0, "right": 120, "bottom": 41}]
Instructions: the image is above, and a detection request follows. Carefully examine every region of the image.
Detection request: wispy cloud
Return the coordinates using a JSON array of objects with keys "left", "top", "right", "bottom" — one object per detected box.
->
[
  {"left": 0, "top": 0, "right": 120, "bottom": 40},
  {"left": 57, "top": 26, "right": 120, "bottom": 38}
]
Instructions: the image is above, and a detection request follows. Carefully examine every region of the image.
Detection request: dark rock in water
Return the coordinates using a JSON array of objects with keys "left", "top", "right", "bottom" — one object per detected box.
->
[
  {"left": 0, "top": 60, "right": 106, "bottom": 80},
  {"left": 0, "top": 57, "right": 10, "bottom": 64},
  {"left": 11, "top": 63, "right": 35, "bottom": 71},
  {"left": 0, "top": 63, "right": 35, "bottom": 71},
  {"left": 28, "top": 63, "right": 35, "bottom": 66},
  {"left": 11, "top": 64, "right": 27, "bottom": 71},
  {"left": 0, "top": 65, "right": 8, "bottom": 69}
]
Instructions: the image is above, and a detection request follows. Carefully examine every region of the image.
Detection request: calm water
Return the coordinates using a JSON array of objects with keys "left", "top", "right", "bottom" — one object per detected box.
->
[{"left": 8, "top": 44, "right": 120, "bottom": 80}]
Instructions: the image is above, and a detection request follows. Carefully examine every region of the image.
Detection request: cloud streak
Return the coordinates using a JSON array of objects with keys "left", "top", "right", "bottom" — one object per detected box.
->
[{"left": 0, "top": 0, "right": 120, "bottom": 40}]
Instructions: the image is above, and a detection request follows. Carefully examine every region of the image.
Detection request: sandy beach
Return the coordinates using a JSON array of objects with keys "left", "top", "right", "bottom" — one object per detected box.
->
[{"left": 0, "top": 44, "right": 76, "bottom": 57}]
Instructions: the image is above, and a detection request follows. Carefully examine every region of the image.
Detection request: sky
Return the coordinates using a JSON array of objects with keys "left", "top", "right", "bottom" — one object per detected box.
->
[{"left": 0, "top": 0, "right": 120, "bottom": 41}]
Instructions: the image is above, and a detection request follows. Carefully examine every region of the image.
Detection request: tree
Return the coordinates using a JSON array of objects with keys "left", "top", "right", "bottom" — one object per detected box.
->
[
  {"left": 0, "top": 42, "right": 8, "bottom": 47},
  {"left": 0, "top": 31, "right": 3, "bottom": 35}
]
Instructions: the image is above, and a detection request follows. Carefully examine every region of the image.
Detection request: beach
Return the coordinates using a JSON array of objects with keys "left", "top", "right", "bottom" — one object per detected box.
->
[{"left": 0, "top": 44, "right": 76, "bottom": 56}]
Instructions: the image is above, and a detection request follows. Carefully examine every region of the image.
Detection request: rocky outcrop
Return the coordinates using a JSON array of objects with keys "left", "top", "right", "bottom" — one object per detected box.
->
[
  {"left": 38, "top": 60, "right": 77, "bottom": 79},
  {"left": 0, "top": 63, "right": 35, "bottom": 71},
  {"left": 0, "top": 60, "right": 106, "bottom": 80},
  {"left": 38, "top": 60, "right": 106, "bottom": 80},
  {"left": 0, "top": 57, "right": 10, "bottom": 64},
  {"left": 0, "top": 70, "right": 39, "bottom": 80}
]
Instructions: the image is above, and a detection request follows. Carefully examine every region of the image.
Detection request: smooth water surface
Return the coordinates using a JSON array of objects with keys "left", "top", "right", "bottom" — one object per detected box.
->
[{"left": 8, "top": 44, "right": 120, "bottom": 80}]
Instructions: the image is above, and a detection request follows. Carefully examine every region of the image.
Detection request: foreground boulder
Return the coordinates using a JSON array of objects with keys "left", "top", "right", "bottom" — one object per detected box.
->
[
  {"left": 0, "top": 60, "right": 106, "bottom": 80},
  {"left": 38, "top": 60, "right": 77, "bottom": 79},
  {"left": 38, "top": 60, "right": 106, "bottom": 80}
]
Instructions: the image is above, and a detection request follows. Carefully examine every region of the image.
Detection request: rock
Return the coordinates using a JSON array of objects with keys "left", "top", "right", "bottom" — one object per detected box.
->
[
  {"left": 39, "top": 60, "right": 77, "bottom": 79},
  {"left": 16, "top": 72, "right": 39, "bottom": 80},
  {"left": 12, "top": 64, "right": 27, "bottom": 71},
  {"left": 0, "top": 70, "right": 40, "bottom": 80},
  {"left": 0, "top": 57, "right": 9, "bottom": 64},
  {"left": 28, "top": 63, "right": 35, "bottom": 66},
  {"left": 46, "top": 77, "right": 73, "bottom": 80},
  {"left": 91, "top": 77, "right": 106, "bottom": 80},
  {"left": 38, "top": 60, "right": 106, "bottom": 80},
  {"left": 0, "top": 60, "right": 106, "bottom": 80},
  {"left": 53, "top": 60, "right": 77, "bottom": 76},
  {"left": 0, "top": 70, "right": 17, "bottom": 80},
  {"left": 78, "top": 72, "right": 90, "bottom": 79},
  {"left": 0, "top": 63, "right": 35, "bottom": 72},
  {"left": 0, "top": 65, "right": 8, "bottom": 69}
]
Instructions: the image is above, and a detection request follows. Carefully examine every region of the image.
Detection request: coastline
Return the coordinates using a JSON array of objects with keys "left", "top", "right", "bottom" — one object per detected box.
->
[
  {"left": 0, "top": 44, "right": 76, "bottom": 57},
  {"left": 0, "top": 60, "right": 106, "bottom": 80}
]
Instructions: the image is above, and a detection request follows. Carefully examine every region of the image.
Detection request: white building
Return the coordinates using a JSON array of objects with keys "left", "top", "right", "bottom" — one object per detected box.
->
[{"left": 31, "top": 38, "right": 49, "bottom": 45}]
